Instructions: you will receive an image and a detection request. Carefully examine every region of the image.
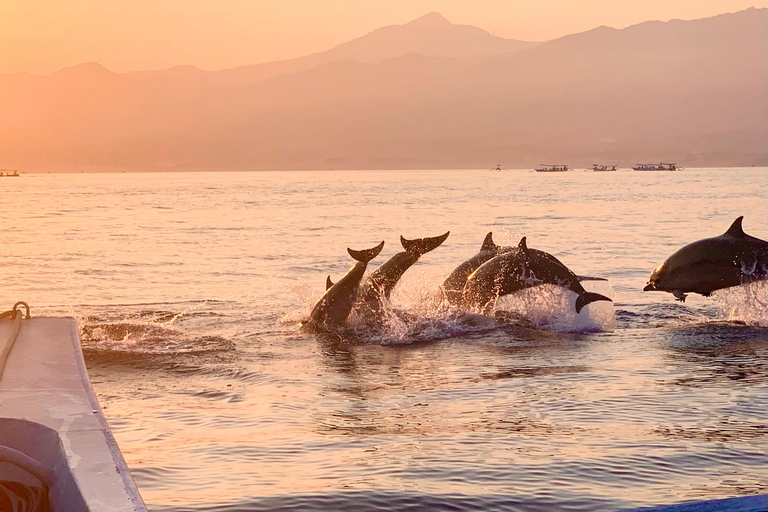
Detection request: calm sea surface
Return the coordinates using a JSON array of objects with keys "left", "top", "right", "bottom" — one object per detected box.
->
[{"left": 1, "top": 168, "right": 766, "bottom": 511}]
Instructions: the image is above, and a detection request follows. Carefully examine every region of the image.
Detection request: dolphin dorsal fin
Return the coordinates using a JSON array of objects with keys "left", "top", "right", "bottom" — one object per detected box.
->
[
  {"left": 326, "top": 276, "right": 334, "bottom": 290},
  {"left": 725, "top": 216, "right": 746, "bottom": 238},
  {"left": 480, "top": 232, "right": 497, "bottom": 252},
  {"left": 518, "top": 236, "right": 529, "bottom": 253}
]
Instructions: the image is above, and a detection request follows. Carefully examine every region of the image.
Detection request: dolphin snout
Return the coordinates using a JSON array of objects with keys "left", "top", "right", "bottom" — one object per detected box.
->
[{"left": 643, "top": 282, "right": 655, "bottom": 291}]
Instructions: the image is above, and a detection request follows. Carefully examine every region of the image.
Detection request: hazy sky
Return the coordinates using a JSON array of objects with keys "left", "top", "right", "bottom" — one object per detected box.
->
[{"left": 1, "top": 0, "right": 758, "bottom": 74}]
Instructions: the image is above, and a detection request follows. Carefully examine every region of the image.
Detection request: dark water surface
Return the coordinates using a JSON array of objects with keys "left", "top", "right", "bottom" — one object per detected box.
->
[{"left": 1, "top": 168, "right": 766, "bottom": 511}]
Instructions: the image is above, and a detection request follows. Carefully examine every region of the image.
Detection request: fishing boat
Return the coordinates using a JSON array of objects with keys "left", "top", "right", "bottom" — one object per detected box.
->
[
  {"left": 0, "top": 169, "right": 20, "bottom": 177},
  {"left": 592, "top": 164, "right": 617, "bottom": 172},
  {"left": 0, "top": 303, "right": 147, "bottom": 511},
  {"left": 632, "top": 162, "right": 679, "bottom": 171},
  {"left": 535, "top": 164, "right": 570, "bottom": 173}
]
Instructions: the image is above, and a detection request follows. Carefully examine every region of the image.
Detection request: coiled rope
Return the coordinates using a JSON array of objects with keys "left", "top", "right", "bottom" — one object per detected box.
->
[
  {"left": 0, "top": 302, "right": 31, "bottom": 383},
  {"left": 0, "top": 446, "right": 56, "bottom": 490}
]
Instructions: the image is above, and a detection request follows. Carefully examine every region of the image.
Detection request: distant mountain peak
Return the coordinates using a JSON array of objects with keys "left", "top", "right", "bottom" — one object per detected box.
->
[
  {"left": 405, "top": 12, "right": 452, "bottom": 28},
  {"left": 52, "top": 61, "right": 113, "bottom": 77},
  {"left": 64, "top": 61, "right": 110, "bottom": 72}
]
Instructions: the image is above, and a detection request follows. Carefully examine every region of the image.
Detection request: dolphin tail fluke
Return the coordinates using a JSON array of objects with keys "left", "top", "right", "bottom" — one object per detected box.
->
[
  {"left": 348, "top": 241, "right": 385, "bottom": 263},
  {"left": 575, "top": 292, "right": 612, "bottom": 313},
  {"left": 577, "top": 275, "right": 608, "bottom": 282},
  {"left": 400, "top": 231, "right": 450, "bottom": 256}
]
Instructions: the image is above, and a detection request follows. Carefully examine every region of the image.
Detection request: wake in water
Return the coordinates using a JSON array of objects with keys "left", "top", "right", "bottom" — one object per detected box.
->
[
  {"left": 76, "top": 303, "right": 236, "bottom": 356},
  {"left": 81, "top": 321, "right": 234, "bottom": 355}
]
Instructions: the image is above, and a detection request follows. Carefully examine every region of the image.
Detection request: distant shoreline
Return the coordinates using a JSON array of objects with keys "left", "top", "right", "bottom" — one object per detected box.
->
[{"left": 11, "top": 166, "right": 768, "bottom": 175}]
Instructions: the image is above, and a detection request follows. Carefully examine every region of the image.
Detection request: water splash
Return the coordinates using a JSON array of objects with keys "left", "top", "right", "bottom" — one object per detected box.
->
[
  {"left": 153, "top": 300, "right": 213, "bottom": 327},
  {"left": 288, "top": 277, "right": 321, "bottom": 310},
  {"left": 713, "top": 281, "right": 767, "bottom": 327},
  {"left": 292, "top": 272, "right": 615, "bottom": 344},
  {"left": 351, "top": 306, "right": 503, "bottom": 346},
  {"left": 494, "top": 282, "right": 616, "bottom": 333}
]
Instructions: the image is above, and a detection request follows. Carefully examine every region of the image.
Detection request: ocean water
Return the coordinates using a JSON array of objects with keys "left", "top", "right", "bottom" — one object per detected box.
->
[{"left": 0, "top": 168, "right": 766, "bottom": 511}]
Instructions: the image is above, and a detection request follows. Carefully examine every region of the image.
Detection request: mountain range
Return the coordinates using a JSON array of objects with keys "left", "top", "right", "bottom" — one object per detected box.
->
[{"left": 0, "top": 9, "right": 765, "bottom": 171}]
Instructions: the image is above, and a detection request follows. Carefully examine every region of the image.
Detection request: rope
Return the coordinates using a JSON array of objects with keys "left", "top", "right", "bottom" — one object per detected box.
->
[
  {"left": 0, "top": 446, "right": 56, "bottom": 490},
  {"left": 0, "top": 302, "right": 31, "bottom": 385}
]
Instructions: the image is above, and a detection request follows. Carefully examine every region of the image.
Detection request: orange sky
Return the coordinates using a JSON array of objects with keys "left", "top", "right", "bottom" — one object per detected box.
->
[{"left": 0, "top": 0, "right": 759, "bottom": 75}]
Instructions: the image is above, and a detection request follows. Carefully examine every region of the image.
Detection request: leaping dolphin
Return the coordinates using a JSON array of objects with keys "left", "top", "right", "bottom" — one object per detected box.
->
[
  {"left": 440, "top": 232, "right": 513, "bottom": 305},
  {"left": 644, "top": 216, "right": 768, "bottom": 301},
  {"left": 462, "top": 237, "right": 612, "bottom": 314},
  {"left": 355, "top": 231, "right": 450, "bottom": 319},
  {"left": 303, "top": 241, "right": 384, "bottom": 331}
]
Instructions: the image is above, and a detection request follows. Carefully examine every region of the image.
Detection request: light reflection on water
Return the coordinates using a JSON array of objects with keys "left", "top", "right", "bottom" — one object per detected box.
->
[{"left": 0, "top": 169, "right": 766, "bottom": 511}]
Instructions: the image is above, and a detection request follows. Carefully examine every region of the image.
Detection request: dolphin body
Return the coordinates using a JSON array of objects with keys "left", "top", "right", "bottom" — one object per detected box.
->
[
  {"left": 303, "top": 241, "right": 385, "bottom": 331},
  {"left": 462, "top": 237, "right": 612, "bottom": 314},
  {"left": 354, "top": 232, "right": 450, "bottom": 320},
  {"left": 643, "top": 216, "right": 768, "bottom": 301},
  {"left": 440, "top": 232, "right": 512, "bottom": 305}
]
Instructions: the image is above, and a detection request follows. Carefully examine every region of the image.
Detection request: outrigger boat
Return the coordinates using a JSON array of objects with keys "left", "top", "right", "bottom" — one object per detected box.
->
[
  {"left": 0, "top": 303, "right": 147, "bottom": 511},
  {"left": 535, "top": 164, "right": 570, "bottom": 173},
  {"left": 592, "top": 164, "right": 617, "bottom": 172},
  {"left": 0, "top": 170, "right": 20, "bottom": 177},
  {"left": 632, "top": 162, "right": 679, "bottom": 171}
]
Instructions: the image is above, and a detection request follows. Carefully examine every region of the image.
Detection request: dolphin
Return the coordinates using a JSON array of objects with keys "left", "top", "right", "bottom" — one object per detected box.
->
[
  {"left": 440, "top": 232, "right": 513, "bottom": 305},
  {"left": 643, "top": 216, "right": 768, "bottom": 301},
  {"left": 355, "top": 231, "right": 450, "bottom": 319},
  {"left": 303, "top": 241, "right": 385, "bottom": 331},
  {"left": 440, "top": 231, "right": 605, "bottom": 305},
  {"left": 462, "top": 237, "right": 612, "bottom": 314}
]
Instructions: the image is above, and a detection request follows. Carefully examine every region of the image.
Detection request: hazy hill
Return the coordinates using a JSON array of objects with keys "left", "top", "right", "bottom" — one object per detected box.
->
[
  {"left": 125, "top": 12, "right": 535, "bottom": 89},
  {"left": 312, "top": 12, "right": 534, "bottom": 61},
  {"left": 0, "top": 9, "right": 765, "bottom": 171}
]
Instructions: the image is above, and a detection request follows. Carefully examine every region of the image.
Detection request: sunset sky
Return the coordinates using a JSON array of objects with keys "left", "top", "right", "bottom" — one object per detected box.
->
[{"left": 1, "top": 0, "right": 758, "bottom": 75}]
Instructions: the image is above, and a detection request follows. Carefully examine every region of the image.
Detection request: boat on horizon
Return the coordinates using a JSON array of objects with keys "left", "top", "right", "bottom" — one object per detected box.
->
[
  {"left": 535, "top": 164, "right": 570, "bottom": 173},
  {"left": 632, "top": 162, "right": 680, "bottom": 171},
  {"left": 0, "top": 169, "right": 20, "bottom": 177},
  {"left": 592, "top": 164, "right": 617, "bottom": 172}
]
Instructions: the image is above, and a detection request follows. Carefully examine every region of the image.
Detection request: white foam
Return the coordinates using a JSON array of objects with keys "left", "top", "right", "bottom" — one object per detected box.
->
[{"left": 494, "top": 281, "right": 616, "bottom": 333}]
